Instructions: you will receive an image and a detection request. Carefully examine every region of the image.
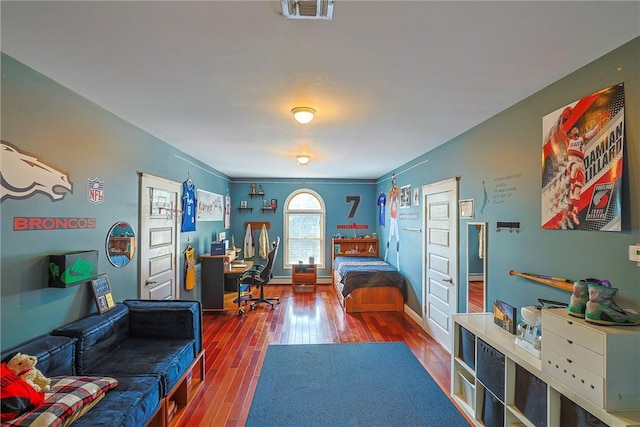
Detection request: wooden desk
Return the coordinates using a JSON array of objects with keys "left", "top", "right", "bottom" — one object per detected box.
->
[
  {"left": 226, "top": 261, "right": 254, "bottom": 314},
  {"left": 226, "top": 260, "right": 253, "bottom": 275},
  {"left": 200, "top": 254, "right": 252, "bottom": 312}
]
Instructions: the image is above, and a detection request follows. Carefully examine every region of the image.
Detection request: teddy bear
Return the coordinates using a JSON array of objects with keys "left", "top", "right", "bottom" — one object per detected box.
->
[{"left": 6, "top": 353, "right": 51, "bottom": 393}]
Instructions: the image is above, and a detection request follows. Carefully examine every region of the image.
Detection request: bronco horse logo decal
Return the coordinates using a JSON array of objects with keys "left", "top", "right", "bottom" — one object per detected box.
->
[{"left": 1, "top": 140, "right": 73, "bottom": 202}]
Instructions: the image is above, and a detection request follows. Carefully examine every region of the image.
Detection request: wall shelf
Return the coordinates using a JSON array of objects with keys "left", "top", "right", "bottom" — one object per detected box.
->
[
  {"left": 237, "top": 207, "right": 253, "bottom": 213},
  {"left": 261, "top": 207, "right": 276, "bottom": 213}
]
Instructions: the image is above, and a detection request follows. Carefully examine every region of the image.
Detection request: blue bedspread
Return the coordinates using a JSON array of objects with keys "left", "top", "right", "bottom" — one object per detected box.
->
[
  {"left": 109, "top": 254, "right": 130, "bottom": 267},
  {"left": 333, "top": 256, "right": 406, "bottom": 298}
]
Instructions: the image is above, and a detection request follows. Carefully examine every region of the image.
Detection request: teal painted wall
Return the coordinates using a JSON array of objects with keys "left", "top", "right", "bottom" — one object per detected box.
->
[
  {"left": 378, "top": 37, "right": 640, "bottom": 314},
  {"left": 0, "top": 54, "right": 234, "bottom": 348},
  {"left": 2, "top": 38, "right": 639, "bottom": 350}
]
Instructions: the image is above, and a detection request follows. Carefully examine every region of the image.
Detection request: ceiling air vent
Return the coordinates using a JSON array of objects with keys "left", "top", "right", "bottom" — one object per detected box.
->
[{"left": 281, "top": 0, "right": 334, "bottom": 20}]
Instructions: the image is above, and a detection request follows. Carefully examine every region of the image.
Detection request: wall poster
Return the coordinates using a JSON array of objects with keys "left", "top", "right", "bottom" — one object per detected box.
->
[
  {"left": 541, "top": 83, "right": 624, "bottom": 231},
  {"left": 399, "top": 185, "right": 411, "bottom": 208},
  {"left": 196, "top": 189, "right": 224, "bottom": 222}
]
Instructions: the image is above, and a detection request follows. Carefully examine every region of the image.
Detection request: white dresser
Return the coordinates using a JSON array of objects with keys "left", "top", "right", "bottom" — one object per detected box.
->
[{"left": 542, "top": 307, "right": 640, "bottom": 411}]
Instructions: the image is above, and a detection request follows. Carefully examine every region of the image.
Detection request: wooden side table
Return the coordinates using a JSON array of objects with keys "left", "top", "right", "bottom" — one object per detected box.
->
[{"left": 292, "top": 264, "right": 317, "bottom": 292}]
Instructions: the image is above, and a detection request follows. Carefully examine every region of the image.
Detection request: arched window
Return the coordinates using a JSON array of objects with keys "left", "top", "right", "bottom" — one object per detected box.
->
[{"left": 284, "top": 189, "right": 326, "bottom": 268}]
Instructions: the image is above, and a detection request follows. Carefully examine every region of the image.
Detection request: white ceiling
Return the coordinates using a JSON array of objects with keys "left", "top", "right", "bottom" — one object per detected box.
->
[{"left": 2, "top": 1, "right": 639, "bottom": 179}]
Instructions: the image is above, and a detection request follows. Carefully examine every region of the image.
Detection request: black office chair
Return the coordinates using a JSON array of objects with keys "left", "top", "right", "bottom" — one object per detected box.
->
[{"left": 241, "top": 237, "right": 280, "bottom": 310}]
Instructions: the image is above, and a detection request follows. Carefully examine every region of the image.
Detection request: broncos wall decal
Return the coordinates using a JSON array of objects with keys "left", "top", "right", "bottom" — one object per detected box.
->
[{"left": 1, "top": 140, "right": 73, "bottom": 202}]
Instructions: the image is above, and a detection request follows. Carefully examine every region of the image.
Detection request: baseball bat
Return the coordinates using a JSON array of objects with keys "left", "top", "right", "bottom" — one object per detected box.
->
[{"left": 508, "top": 270, "right": 574, "bottom": 293}]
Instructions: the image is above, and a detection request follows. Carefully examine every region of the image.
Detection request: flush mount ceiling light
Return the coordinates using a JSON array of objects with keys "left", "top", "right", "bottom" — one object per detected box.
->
[
  {"left": 296, "top": 154, "right": 311, "bottom": 165},
  {"left": 292, "top": 107, "right": 316, "bottom": 124}
]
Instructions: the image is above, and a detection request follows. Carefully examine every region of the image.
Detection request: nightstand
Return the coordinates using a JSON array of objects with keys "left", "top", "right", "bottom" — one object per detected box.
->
[{"left": 292, "top": 263, "right": 317, "bottom": 292}]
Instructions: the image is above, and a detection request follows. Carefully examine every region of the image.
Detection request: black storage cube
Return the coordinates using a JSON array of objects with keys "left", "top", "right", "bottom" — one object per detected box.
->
[
  {"left": 560, "top": 395, "right": 608, "bottom": 427},
  {"left": 48, "top": 250, "right": 98, "bottom": 288},
  {"left": 477, "top": 339, "right": 505, "bottom": 401},
  {"left": 515, "top": 364, "right": 547, "bottom": 427},
  {"left": 459, "top": 326, "right": 476, "bottom": 370},
  {"left": 482, "top": 388, "right": 504, "bottom": 427}
]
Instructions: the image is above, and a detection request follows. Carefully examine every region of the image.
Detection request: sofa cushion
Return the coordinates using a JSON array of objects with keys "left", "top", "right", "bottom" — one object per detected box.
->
[
  {"left": 69, "top": 375, "right": 162, "bottom": 427},
  {"left": 3, "top": 376, "right": 118, "bottom": 427},
  {"left": 124, "top": 299, "right": 202, "bottom": 354},
  {"left": 83, "top": 339, "right": 195, "bottom": 397},
  {"left": 1, "top": 335, "right": 77, "bottom": 377},
  {"left": 51, "top": 304, "right": 129, "bottom": 374}
]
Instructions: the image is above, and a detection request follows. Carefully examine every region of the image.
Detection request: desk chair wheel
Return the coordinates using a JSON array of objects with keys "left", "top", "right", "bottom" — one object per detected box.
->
[{"left": 238, "top": 308, "right": 245, "bottom": 316}]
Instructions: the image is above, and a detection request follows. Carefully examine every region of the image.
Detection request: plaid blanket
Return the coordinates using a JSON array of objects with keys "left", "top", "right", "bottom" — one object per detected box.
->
[{"left": 2, "top": 376, "right": 118, "bottom": 427}]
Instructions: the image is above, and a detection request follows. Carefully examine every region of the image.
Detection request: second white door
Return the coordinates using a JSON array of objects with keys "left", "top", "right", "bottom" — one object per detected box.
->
[{"left": 422, "top": 177, "right": 458, "bottom": 353}]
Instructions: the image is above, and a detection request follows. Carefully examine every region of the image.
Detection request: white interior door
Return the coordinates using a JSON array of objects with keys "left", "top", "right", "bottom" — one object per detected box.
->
[
  {"left": 139, "top": 173, "right": 180, "bottom": 300},
  {"left": 422, "top": 177, "right": 458, "bottom": 353}
]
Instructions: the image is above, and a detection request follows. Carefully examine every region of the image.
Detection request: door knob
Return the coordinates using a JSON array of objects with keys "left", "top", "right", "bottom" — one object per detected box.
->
[
  {"left": 145, "top": 279, "right": 156, "bottom": 286},
  {"left": 443, "top": 277, "right": 453, "bottom": 283}
]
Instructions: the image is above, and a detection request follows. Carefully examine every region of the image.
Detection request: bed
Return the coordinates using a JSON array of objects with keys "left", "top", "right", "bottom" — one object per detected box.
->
[
  {"left": 332, "top": 238, "right": 406, "bottom": 313},
  {"left": 108, "top": 254, "right": 130, "bottom": 267}
]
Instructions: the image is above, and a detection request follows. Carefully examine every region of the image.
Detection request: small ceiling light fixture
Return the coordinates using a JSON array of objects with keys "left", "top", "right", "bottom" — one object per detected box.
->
[
  {"left": 296, "top": 154, "right": 311, "bottom": 165},
  {"left": 292, "top": 107, "right": 316, "bottom": 124}
]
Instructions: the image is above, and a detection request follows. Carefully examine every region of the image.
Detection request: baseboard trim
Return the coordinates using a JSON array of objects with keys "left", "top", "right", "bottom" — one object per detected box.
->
[{"left": 404, "top": 304, "right": 422, "bottom": 326}]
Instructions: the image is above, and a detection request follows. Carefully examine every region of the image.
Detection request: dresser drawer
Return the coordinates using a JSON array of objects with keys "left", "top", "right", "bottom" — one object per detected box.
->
[
  {"left": 543, "top": 310, "right": 604, "bottom": 355},
  {"left": 543, "top": 330, "right": 604, "bottom": 377},
  {"left": 543, "top": 347, "right": 604, "bottom": 408}
]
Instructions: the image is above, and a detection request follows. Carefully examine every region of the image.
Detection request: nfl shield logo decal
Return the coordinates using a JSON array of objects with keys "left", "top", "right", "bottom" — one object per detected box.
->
[{"left": 88, "top": 178, "right": 104, "bottom": 205}]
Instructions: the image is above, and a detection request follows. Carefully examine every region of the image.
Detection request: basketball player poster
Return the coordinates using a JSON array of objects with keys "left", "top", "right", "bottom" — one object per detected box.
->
[{"left": 541, "top": 83, "right": 624, "bottom": 231}]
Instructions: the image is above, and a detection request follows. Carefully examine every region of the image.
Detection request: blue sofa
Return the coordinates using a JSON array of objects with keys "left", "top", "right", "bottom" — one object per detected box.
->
[{"left": 1, "top": 299, "right": 204, "bottom": 426}]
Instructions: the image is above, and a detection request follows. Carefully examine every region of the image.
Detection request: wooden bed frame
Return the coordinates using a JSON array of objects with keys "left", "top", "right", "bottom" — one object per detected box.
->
[{"left": 332, "top": 238, "right": 404, "bottom": 313}]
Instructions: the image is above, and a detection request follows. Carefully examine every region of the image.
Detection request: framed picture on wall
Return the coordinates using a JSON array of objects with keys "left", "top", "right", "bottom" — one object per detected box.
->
[
  {"left": 400, "top": 185, "right": 411, "bottom": 208},
  {"left": 90, "top": 274, "right": 116, "bottom": 314},
  {"left": 196, "top": 189, "right": 224, "bottom": 221},
  {"left": 460, "top": 199, "right": 475, "bottom": 219},
  {"left": 413, "top": 188, "right": 420, "bottom": 206},
  {"left": 240, "top": 200, "right": 248, "bottom": 208}
]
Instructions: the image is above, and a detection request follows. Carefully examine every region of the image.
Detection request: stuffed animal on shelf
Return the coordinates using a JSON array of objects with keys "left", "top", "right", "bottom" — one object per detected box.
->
[{"left": 6, "top": 353, "right": 51, "bottom": 393}]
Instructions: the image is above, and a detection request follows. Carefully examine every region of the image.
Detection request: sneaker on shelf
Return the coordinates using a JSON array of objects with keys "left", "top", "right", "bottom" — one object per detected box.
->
[
  {"left": 568, "top": 278, "right": 610, "bottom": 318},
  {"left": 585, "top": 282, "right": 640, "bottom": 326}
]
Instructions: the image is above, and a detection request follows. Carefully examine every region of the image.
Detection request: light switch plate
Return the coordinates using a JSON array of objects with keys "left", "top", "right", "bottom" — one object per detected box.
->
[{"left": 629, "top": 244, "right": 640, "bottom": 262}]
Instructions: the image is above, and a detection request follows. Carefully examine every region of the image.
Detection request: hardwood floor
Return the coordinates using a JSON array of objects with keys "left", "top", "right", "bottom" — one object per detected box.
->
[
  {"left": 468, "top": 281, "right": 485, "bottom": 313},
  {"left": 174, "top": 284, "right": 468, "bottom": 426}
]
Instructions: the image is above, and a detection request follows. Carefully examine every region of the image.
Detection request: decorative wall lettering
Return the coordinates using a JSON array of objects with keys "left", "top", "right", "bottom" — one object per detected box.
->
[
  {"left": 1, "top": 140, "right": 73, "bottom": 202},
  {"left": 336, "top": 223, "right": 369, "bottom": 230},
  {"left": 13, "top": 217, "right": 96, "bottom": 231},
  {"left": 492, "top": 173, "right": 521, "bottom": 205},
  {"left": 345, "top": 195, "right": 360, "bottom": 218},
  {"left": 398, "top": 213, "right": 419, "bottom": 221}
]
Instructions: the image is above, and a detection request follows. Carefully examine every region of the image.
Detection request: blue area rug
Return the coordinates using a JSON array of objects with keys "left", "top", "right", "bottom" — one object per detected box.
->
[{"left": 246, "top": 342, "right": 469, "bottom": 426}]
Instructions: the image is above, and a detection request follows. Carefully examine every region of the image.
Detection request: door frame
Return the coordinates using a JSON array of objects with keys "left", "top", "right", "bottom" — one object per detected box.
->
[{"left": 421, "top": 176, "right": 459, "bottom": 352}]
